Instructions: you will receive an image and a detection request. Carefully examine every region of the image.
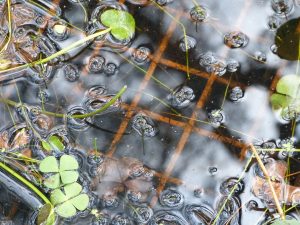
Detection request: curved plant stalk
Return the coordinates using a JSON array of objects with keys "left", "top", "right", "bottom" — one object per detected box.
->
[
  {"left": 0, "top": 0, "right": 12, "bottom": 54},
  {"left": 249, "top": 144, "right": 285, "bottom": 220},
  {"left": 0, "top": 28, "right": 112, "bottom": 73},
  {"left": 0, "top": 85, "right": 127, "bottom": 119}
]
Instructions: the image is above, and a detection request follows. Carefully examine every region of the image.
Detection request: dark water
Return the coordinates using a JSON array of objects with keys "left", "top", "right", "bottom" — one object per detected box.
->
[{"left": 0, "top": 0, "right": 300, "bottom": 224}]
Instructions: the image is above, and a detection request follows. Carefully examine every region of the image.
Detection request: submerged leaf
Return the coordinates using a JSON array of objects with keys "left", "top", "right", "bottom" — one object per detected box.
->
[
  {"left": 275, "top": 17, "right": 300, "bottom": 61},
  {"left": 276, "top": 75, "right": 300, "bottom": 98},
  {"left": 100, "top": 9, "right": 135, "bottom": 41},
  {"left": 48, "top": 135, "right": 65, "bottom": 151}
]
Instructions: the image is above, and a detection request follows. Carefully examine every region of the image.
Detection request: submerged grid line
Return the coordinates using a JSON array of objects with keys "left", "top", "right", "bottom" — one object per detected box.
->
[{"left": 106, "top": 12, "right": 181, "bottom": 157}]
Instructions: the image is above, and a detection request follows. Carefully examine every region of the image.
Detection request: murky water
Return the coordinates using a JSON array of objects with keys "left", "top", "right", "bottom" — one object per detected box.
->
[{"left": 0, "top": 0, "right": 300, "bottom": 224}]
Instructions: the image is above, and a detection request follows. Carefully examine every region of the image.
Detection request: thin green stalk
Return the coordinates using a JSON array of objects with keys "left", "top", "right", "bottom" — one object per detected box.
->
[
  {"left": 212, "top": 153, "right": 253, "bottom": 225},
  {"left": 0, "top": 85, "right": 127, "bottom": 119},
  {"left": 0, "top": 162, "right": 51, "bottom": 204}
]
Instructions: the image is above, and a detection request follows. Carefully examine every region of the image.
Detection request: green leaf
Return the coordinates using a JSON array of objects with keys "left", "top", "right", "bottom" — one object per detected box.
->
[
  {"left": 64, "top": 182, "right": 82, "bottom": 199},
  {"left": 41, "top": 140, "right": 52, "bottom": 152},
  {"left": 37, "top": 203, "right": 56, "bottom": 225},
  {"left": 271, "top": 93, "right": 292, "bottom": 110},
  {"left": 276, "top": 75, "right": 300, "bottom": 98},
  {"left": 56, "top": 202, "right": 77, "bottom": 218},
  {"left": 48, "top": 135, "right": 65, "bottom": 151},
  {"left": 271, "top": 219, "right": 300, "bottom": 225},
  {"left": 275, "top": 17, "right": 300, "bottom": 61},
  {"left": 69, "top": 194, "right": 89, "bottom": 211},
  {"left": 59, "top": 155, "right": 79, "bottom": 171},
  {"left": 44, "top": 174, "right": 60, "bottom": 189},
  {"left": 60, "top": 171, "right": 79, "bottom": 185},
  {"left": 100, "top": 9, "right": 135, "bottom": 41},
  {"left": 39, "top": 156, "right": 59, "bottom": 173},
  {"left": 50, "top": 189, "right": 67, "bottom": 206}
]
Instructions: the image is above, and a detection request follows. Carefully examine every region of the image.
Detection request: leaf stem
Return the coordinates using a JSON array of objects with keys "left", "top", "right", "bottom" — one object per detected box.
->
[{"left": 249, "top": 144, "right": 285, "bottom": 220}]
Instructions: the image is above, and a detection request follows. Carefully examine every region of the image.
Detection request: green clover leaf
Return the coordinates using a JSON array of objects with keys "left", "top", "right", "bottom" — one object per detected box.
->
[
  {"left": 41, "top": 135, "right": 65, "bottom": 152},
  {"left": 50, "top": 183, "right": 89, "bottom": 218},
  {"left": 100, "top": 9, "right": 135, "bottom": 41},
  {"left": 270, "top": 75, "right": 300, "bottom": 118},
  {"left": 39, "top": 155, "right": 79, "bottom": 189}
]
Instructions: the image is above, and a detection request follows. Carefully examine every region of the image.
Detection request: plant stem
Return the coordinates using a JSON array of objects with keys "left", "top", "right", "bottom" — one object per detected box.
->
[
  {"left": 0, "top": 85, "right": 127, "bottom": 119},
  {"left": 0, "top": 162, "right": 51, "bottom": 204},
  {"left": 249, "top": 144, "right": 285, "bottom": 220},
  {"left": 35, "top": 28, "right": 112, "bottom": 65}
]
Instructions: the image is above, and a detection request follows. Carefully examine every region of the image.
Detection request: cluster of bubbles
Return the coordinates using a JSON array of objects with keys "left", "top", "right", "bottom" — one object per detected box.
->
[
  {"left": 190, "top": 5, "right": 209, "bottom": 22},
  {"left": 199, "top": 52, "right": 227, "bottom": 76},
  {"left": 131, "top": 46, "right": 151, "bottom": 65},
  {"left": 167, "top": 85, "right": 195, "bottom": 109},
  {"left": 178, "top": 35, "right": 197, "bottom": 52},
  {"left": 132, "top": 113, "right": 159, "bottom": 137},
  {"left": 223, "top": 31, "right": 249, "bottom": 49}
]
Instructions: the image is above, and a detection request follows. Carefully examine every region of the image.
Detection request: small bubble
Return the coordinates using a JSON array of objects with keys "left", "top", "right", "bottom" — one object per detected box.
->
[
  {"left": 199, "top": 52, "right": 226, "bottom": 76},
  {"left": 111, "top": 214, "right": 132, "bottom": 225},
  {"left": 194, "top": 188, "right": 204, "bottom": 198},
  {"left": 208, "top": 109, "right": 224, "bottom": 126},
  {"left": 271, "top": 0, "right": 293, "bottom": 16},
  {"left": 104, "top": 63, "right": 117, "bottom": 76},
  {"left": 159, "top": 189, "right": 184, "bottom": 208},
  {"left": 190, "top": 5, "right": 208, "bottom": 22},
  {"left": 66, "top": 106, "right": 93, "bottom": 131},
  {"left": 179, "top": 36, "right": 196, "bottom": 52},
  {"left": 129, "top": 205, "right": 153, "bottom": 223},
  {"left": 226, "top": 59, "right": 240, "bottom": 73},
  {"left": 224, "top": 31, "right": 248, "bottom": 48},
  {"left": 270, "top": 44, "right": 278, "bottom": 54},
  {"left": 254, "top": 51, "right": 267, "bottom": 63},
  {"left": 246, "top": 200, "right": 258, "bottom": 210},
  {"left": 128, "top": 163, "right": 145, "bottom": 178},
  {"left": 156, "top": 0, "right": 173, "bottom": 6},
  {"left": 102, "top": 195, "right": 119, "bottom": 208},
  {"left": 132, "top": 113, "right": 158, "bottom": 137},
  {"left": 220, "top": 178, "right": 244, "bottom": 195},
  {"left": 267, "top": 15, "right": 282, "bottom": 30},
  {"left": 63, "top": 64, "right": 79, "bottom": 82},
  {"left": 126, "top": 190, "right": 142, "bottom": 203},
  {"left": 229, "top": 87, "right": 244, "bottom": 102},
  {"left": 88, "top": 56, "right": 105, "bottom": 72},
  {"left": 131, "top": 46, "right": 151, "bottom": 65},
  {"left": 208, "top": 166, "right": 217, "bottom": 175},
  {"left": 37, "top": 90, "right": 50, "bottom": 103}
]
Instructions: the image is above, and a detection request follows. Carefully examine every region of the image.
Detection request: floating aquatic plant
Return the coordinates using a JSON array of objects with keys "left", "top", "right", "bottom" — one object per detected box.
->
[
  {"left": 100, "top": 9, "right": 135, "bottom": 41},
  {"left": 39, "top": 155, "right": 79, "bottom": 189},
  {"left": 41, "top": 135, "right": 65, "bottom": 152},
  {"left": 271, "top": 75, "right": 300, "bottom": 119},
  {"left": 50, "top": 182, "right": 89, "bottom": 218}
]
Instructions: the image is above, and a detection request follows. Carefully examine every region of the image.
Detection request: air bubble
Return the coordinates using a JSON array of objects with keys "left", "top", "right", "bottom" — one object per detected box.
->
[
  {"left": 102, "top": 195, "right": 119, "bottom": 208},
  {"left": 104, "top": 63, "right": 117, "bottom": 76},
  {"left": 92, "top": 213, "right": 110, "bottom": 225},
  {"left": 190, "top": 6, "right": 208, "bottom": 22},
  {"left": 208, "top": 109, "right": 224, "bottom": 126},
  {"left": 129, "top": 205, "right": 153, "bottom": 223},
  {"left": 88, "top": 56, "right": 105, "bottom": 73},
  {"left": 224, "top": 31, "right": 248, "bottom": 48},
  {"left": 246, "top": 200, "right": 258, "bottom": 210},
  {"left": 37, "top": 90, "right": 50, "bottom": 103},
  {"left": 179, "top": 36, "right": 196, "bottom": 52},
  {"left": 271, "top": 0, "right": 294, "bottom": 16},
  {"left": 220, "top": 178, "right": 244, "bottom": 195},
  {"left": 85, "top": 86, "right": 107, "bottom": 99},
  {"left": 159, "top": 189, "right": 184, "bottom": 208},
  {"left": 131, "top": 46, "right": 151, "bottom": 65},
  {"left": 66, "top": 106, "right": 93, "bottom": 131},
  {"left": 132, "top": 113, "right": 158, "bottom": 137},
  {"left": 156, "top": 0, "right": 173, "bottom": 6},
  {"left": 268, "top": 16, "right": 282, "bottom": 30},
  {"left": 47, "top": 19, "right": 69, "bottom": 41},
  {"left": 255, "top": 51, "right": 267, "bottom": 63},
  {"left": 270, "top": 44, "right": 278, "bottom": 54},
  {"left": 111, "top": 214, "right": 132, "bottom": 225},
  {"left": 150, "top": 211, "right": 188, "bottom": 225},
  {"left": 216, "top": 196, "right": 241, "bottom": 225},
  {"left": 184, "top": 205, "right": 214, "bottom": 224},
  {"left": 63, "top": 64, "right": 80, "bottom": 82},
  {"left": 229, "top": 87, "right": 244, "bottom": 102},
  {"left": 199, "top": 52, "right": 226, "bottom": 76},
  {"left": 128, "top": 163, "right": 145, "bottom": 178},
  {"left": 126, "top": 190, "right": 142, "bottom": 203},
  {"left": 167, "top": 86, "right": 195, "bottom": 109},
  {"left": 208, "top": 166, "right": 218, "bottom": 175},
  {"left": 194, "top": 188, "right": 204, "bottom": 198},
  {"left": 226, "top": 59, "right": 240, "bottom": 73}
]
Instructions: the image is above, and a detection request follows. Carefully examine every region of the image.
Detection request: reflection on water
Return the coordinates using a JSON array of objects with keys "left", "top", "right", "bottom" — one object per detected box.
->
[{"left": 0, "top": 0, "right": 299, "bottom": 224}]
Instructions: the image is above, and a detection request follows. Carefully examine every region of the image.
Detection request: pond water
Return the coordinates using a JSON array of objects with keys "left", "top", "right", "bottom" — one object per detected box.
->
[{"left": 0, "top": 0, "right": 300, "bottom": 224}]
